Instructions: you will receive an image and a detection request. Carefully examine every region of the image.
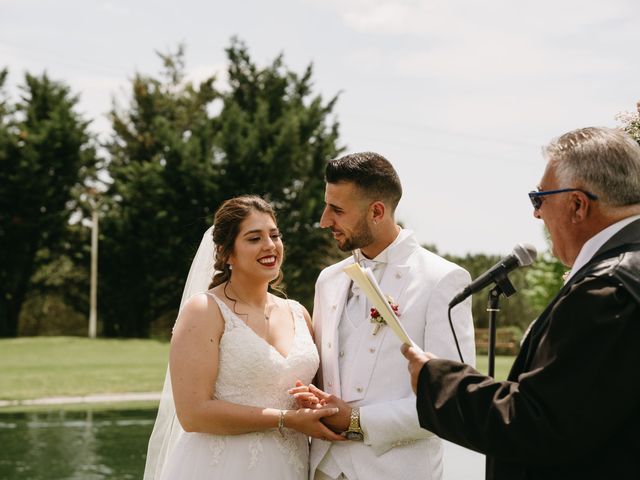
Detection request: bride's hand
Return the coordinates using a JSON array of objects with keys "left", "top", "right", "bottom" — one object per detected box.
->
[
  {"left": 288, "top": 380, "right": 324, "bottom": 409},
  {"left": 284, "top": 407, "right": 346, "bottom": 441}
]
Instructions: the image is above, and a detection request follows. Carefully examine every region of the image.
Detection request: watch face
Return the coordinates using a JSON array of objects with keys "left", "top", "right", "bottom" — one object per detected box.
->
[{"left": 345, "top": 431, "right": 364, "bottom": 441}]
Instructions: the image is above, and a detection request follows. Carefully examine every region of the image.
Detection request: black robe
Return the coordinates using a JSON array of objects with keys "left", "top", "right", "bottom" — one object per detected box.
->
[{"left": 415, "top": 219, "right": 640, "bottom": 480}]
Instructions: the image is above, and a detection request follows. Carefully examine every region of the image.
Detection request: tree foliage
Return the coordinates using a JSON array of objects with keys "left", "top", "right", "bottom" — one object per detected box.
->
[
  {"left": 99, "top": 40, "right": 341, "bottom": 337},
  {"left": 216, "top": 39, "right": 342, "bottom": 313},
  {"left": 616, "top": 100, "right": 640, "bottom": 145},
  {"left": 523, "top": 250, "right": 566, "bottom": 314},
  {"left": 0, "top": 70, "right": 96, "bottom": 337}
]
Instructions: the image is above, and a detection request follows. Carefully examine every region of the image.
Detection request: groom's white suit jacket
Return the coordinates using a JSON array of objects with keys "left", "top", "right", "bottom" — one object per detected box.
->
[{"left": 311, "top": 230, "right": 475, "bottom": 480}]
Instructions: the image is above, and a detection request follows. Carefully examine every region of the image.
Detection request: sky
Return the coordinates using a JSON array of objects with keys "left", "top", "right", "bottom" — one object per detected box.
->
[{"left": 2, "top": 0, "right": 639, "bottom": 256}]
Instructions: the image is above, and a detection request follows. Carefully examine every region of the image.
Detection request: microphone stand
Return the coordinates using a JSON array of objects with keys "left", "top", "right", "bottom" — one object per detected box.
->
[{"left": 485, "top": 275, "right": 516, "bottom": 478}]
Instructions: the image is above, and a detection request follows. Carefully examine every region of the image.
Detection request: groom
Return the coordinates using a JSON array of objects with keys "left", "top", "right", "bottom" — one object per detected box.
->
[{"left": 302, "top": 152, "right": 476, "bottom": 480}]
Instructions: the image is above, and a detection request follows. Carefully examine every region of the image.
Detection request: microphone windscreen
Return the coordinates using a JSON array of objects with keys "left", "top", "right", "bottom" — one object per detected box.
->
[{"left": 513, "top": 243, "right": 537, "bottom": 266}]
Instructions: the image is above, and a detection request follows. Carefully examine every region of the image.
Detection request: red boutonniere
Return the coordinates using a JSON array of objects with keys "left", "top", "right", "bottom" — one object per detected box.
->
[{"left": 369, "top": 298, "right": 400, "bottom": 335}]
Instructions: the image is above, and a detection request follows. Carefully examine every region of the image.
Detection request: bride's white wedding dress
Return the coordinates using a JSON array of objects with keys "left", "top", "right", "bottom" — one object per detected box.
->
[{"left": 158, "top": 293, "right": 319, "bottom": 480}]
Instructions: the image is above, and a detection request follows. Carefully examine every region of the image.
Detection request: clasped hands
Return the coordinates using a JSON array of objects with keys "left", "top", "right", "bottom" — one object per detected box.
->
[
  {"left": 288, "top": 381, "right": 351, "bottom": 442},
  {"left": 288, "top": 345, "right": 435, "bottom": 442}
]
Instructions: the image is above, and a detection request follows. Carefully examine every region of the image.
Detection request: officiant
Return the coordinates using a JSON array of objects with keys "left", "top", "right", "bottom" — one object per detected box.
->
[{"left": 402, "top": 126, "right": 640, "bottom": 480}]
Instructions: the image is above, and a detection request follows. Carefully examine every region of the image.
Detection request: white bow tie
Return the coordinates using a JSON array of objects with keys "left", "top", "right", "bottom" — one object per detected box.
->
[
  {"left": 350, "top": 281, "right": 361, "bottom": 298},
  {"left": 350, "top": 257, "right": 381, "bottom": 300},
  {"left": 359, "top": 258, "right": 378, "bottom": 270}
]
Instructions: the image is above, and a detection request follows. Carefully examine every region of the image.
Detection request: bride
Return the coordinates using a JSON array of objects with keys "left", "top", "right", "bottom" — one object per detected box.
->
[{"left": 144, "top": 195, "right": 343, "bottom": 480}]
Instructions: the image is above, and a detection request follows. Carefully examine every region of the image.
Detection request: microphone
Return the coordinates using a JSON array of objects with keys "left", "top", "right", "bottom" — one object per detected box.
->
[{"left": 449, "top": 243, "right": 537, "bottom": 308}]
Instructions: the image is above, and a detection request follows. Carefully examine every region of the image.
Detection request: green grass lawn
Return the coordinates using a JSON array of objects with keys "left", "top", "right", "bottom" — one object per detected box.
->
[
  {"left": 0, "top": 337, "right": 169, "bottom": 401},
  {"left": 475, "top": 354, "right": 515, "bottom": 381},
  {"left": 0, "top": 337, "right": 515, "bottom": 404}
]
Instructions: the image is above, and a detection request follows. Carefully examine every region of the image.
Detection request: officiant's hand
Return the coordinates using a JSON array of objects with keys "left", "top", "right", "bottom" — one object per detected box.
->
[{"left": 401, "top": 344, "right": 436, "bottom": 393}]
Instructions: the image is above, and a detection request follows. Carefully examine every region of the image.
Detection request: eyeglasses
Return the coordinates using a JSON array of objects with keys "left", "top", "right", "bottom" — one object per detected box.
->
[{"left": 528, "top": 188, "right": 598, "bottom": 209}]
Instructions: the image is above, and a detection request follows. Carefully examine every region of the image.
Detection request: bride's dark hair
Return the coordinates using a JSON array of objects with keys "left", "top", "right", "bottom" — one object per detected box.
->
[{"left": 208, "top": 195, "right": 284, "bottom": 290}]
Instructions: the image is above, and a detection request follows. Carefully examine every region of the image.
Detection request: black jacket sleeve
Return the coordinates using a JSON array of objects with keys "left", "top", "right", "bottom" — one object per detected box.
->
[{"left": 416, "top": 275, "right": 640, "bottom": 466}]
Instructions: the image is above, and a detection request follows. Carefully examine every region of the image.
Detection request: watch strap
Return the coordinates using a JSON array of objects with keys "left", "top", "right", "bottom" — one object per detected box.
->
[{"left": 346, "top": 407, "right": 363, "bottom": 436}]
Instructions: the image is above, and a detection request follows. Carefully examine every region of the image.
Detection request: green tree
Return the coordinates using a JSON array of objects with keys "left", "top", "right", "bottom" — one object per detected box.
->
[
  {"left": 215, "top": 38, "right": 341, "bottom": 311},
  {"left": 100, "top": 45, "right": 220, "bottom": 337},
  {"left": 523, "top": 249, "right": 566, "bottom": 315},
  {"left": 0, "top": 71, "right": 96, "bottom": 337},
  {"left": 100, "top": 40, "right": 341, "bottom": 337},
  {"left": 18, "top": 225, "right": 91, "bottom": 336}
]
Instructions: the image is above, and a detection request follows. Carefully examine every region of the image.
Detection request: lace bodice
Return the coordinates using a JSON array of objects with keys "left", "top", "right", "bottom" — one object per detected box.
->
[
  {"left": 207, "top": 293, "right": 319, "bottom": 410},
  {"left": 157, "top": 294, "right": 319, "bottom": 479}
]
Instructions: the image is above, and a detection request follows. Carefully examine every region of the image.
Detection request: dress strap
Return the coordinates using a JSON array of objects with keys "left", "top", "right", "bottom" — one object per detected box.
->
[
  {"left": 203, "top": 291, "right": 243, "bottom": 330},
  {"left": 285, "top": 299, "right": 306, "bottom": 327}
]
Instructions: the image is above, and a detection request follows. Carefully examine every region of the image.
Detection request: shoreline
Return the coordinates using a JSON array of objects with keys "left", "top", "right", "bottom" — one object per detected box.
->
[{"left": 0, "top": 392, "right": 161, "bottom": 408}]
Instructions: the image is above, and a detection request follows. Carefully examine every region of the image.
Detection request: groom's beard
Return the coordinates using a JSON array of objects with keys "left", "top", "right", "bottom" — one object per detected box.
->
[{"left": 336, "top": 216, "right": 374, "bottom": 252}]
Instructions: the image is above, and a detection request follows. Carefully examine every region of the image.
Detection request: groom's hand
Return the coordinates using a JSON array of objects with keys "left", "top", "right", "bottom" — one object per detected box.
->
[
  {"left": 286, "top": 407, "right": 346, "bottom": 442},
  {"left": 308, "top": 384, "right": 351, "bottom": 433}
]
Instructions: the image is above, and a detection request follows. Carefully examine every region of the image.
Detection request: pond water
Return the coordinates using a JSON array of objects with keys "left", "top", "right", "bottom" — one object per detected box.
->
[
  {"left": 0, "top": 408, "right": 156, "bottom": 480},
  {"left": 0, "top": 407, "right": 484, "bottom": 479}
]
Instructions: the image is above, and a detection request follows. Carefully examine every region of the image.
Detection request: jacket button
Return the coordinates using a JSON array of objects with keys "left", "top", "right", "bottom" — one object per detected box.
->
[
  {"left": 369, "top": 347, "right": 376, "bottom": 353},
  {"left": 328, "top": 381, "right": 333, "bottom": 387}
]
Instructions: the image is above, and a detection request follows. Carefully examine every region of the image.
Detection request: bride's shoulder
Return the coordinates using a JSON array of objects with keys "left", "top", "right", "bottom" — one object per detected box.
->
[
  {"left": 182, "top": 290, "right": 222, "bottom": 310},
  {"left": 174, "top": 292, "right": 225, "bottom": 335}
]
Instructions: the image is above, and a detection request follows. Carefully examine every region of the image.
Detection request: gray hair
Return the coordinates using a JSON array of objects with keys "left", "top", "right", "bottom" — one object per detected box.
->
[{"left": 544, "top": 127, "right": 640, "bottom": 207}]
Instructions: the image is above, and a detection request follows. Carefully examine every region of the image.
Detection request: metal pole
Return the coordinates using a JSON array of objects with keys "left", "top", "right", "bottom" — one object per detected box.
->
[
  {"left": 487, "top": 287, "right": 501, "bottom": 378},
  {"left": 485, "top": 285, "right": 502, "bottom": 479},
  {"left": 89, "top": 205, "right": 98, "bottom": 338}
]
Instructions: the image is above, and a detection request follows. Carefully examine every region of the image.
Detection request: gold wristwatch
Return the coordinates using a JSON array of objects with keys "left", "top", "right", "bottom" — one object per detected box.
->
[{"left": 344, "top": 407, "right": 364, "bottom": 441}]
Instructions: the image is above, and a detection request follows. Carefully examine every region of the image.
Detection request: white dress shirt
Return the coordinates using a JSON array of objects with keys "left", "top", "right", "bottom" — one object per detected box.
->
[{"left": 565, "top": 214, "right": 640, "bottom": 284}]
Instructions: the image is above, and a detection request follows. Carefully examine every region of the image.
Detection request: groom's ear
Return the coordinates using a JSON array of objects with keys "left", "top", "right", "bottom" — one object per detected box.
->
[{"left": 370, "top": 201, "right": 386, "bottom": 223}]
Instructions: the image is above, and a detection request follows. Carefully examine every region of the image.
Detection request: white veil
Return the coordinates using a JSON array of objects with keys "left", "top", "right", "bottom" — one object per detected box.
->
[{"left": 144, "top": 226, "right": 216, "bottom": 479}]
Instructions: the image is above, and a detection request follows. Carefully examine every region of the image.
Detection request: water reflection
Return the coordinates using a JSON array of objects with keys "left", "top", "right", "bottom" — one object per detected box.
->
[{"left": 0, "top": 408, "right": 156, "bottom": 480}]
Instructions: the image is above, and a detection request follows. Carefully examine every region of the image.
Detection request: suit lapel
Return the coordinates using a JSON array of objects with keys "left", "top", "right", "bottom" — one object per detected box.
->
[
  {"left": 321, "top": 269, "right": 351, "bottom": 398},
  {"left": 378, "top": 264, "right": 411, "bottom": 306}
]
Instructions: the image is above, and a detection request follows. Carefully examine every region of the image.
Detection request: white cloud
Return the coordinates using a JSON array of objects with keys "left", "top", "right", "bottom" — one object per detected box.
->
[
  {"left": 98, "top": 1, "right": 130, "bottom": 16},
  {"left": 307, "top": 0, "right": 636, "bottom": 38},
  {"left": 329, "top": 0, "right": 635, "bottom": 83},
  {"left": 324, "top": 0, "right": 638, "bottom": 137}
]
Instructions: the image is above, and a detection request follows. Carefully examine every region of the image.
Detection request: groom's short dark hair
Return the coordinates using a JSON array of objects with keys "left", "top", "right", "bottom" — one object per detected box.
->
[{"left": 325, "top": 152, "right": 402, "bottom": 212}]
